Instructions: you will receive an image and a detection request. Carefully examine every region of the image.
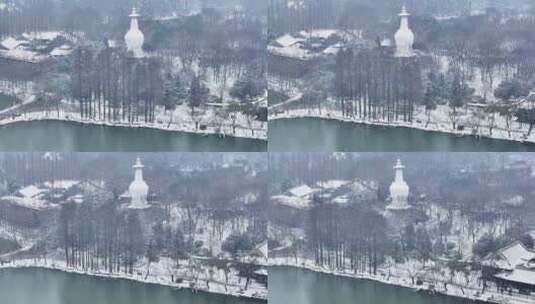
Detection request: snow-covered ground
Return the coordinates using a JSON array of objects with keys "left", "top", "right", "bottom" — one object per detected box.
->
[
  {"left": 0, "top": 76, "right": 267, "bottom": 141},
  {"left": 270, "top": 256, "right": 535, "bottom": 304},
  {"left": 0, "top": 209, "right": 267, "bottom": 300},
  {"left": 425, "top": 203, "right": 510, "bottom": 258},
  {"left": 0, "top": 255, "right": 267, "bottom": 301},
  {"left": 0, "top": 105, "right": 267, "bottom": 141}
]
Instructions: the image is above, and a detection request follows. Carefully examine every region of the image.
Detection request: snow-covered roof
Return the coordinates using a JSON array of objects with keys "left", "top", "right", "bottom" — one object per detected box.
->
[
  {"left": 251, "top": 240, "right": 268, "bottom": 260},
  {"left": 288, "top": 184, "right": 316, "bottom": 197},
  {"left": 299, "top": 29, "right": 337, "bottom": 39},
  {"left": 501, "top": 242, "right": 535, "bottom": 268},
  {"left": 50, "top": 45, "right": 73, "bottom": 57},
  {"left": 332, "top": 195, "right": 349, "bottom": 205},
  {"left": 43, "top": 180, "right": 79, "bottom": 189},
  {"left": 68, "top": 194, "right": 84, "bottom": 204},
  {"left": 322, "top": 44, "right": 340, "bottom": 55},
  {"left": 254, "top": 268, "right": 268, "bottom": 276},
  {"left": 0, "top": 48, "right": 50, "bottom": 63},
  {"left": 287, "top": 0, "right": 305, "bottom": 9},
  {"left": 106, "top": 40, "right": 118, "bottom": 48},
  {"left": 1, "top": 195, "right": 48, "bottom": 211},
  {"left": 503, "top": 195, "right": 524, "bottom": 207},
  {"left": 19, "top": 185, "right": 44, "bottom": 198},
  {"left": 22, "top": 31, "right": 61, "bottom": 41},
  {"left": 316, "top": 180, "right": 349, "bottom": 190},
  {"left": 268, "top": 44, "right": 311, "bottom": 60},
  {"left": 495, "top": 268, "right": 535, "bottom": 285},
  {"left": 489, "top": 241, "right": 535, "bottom": 270},
  {"left": 381, "top": 38, "right": 393, "bottom": 47},
  {"left": 1, "top": 37, "right": 23, "bottom": 50},
  {"left": 271, "top": 194, "right": 311, "bottom": 209},
  {"left": 275, "top": 34, "right": 300, "bottom": 48},
  {"left": 269, "top": 29, "right": 343, "bottom": 61},
  {"left": 42, "top": 152, "right": 62, "bottom": 161},
  {"left": 0, "top": 31, "right": 77, "bottom": 62},
  {"left": 351, "top": 180, "right": 378, "bottom": 193},
  {"left": 274, "top": 177, "right": 379, "bottom": 209}
]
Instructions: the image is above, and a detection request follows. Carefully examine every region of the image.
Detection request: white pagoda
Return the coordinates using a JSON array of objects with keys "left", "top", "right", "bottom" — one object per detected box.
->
[
  {"left": 126, "top": 157, "right": 149, "bottom": 209},
  {"left": 124, "top": 7, "right": 145, "bottom": 58},
  {"left": 387, "top": 159, "right": 410, "bottom": 210},
  {"left": 394, "top": 6, "right": 415, "bottom": 58}
]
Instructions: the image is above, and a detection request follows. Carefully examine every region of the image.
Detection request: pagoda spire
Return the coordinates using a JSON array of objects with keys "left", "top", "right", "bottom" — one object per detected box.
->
[
  {"left": 387, "top": 158, "right": 410, "bottom": 210},
  {"left": 127, "top": 157, "right": 149, "bottom": 208},
  {"left": 394, "top": 5, "right": 415, "bottom": 57},
  {"left": 125, "top": 6, "right": 145, "bottom": 58}
]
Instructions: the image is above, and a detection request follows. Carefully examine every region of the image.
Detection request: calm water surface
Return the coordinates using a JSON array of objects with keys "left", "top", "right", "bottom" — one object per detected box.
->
[
  {"left": 0, "top": 121, "right": 266, "bottom": 151},
  {"left": 269, "top": 267, "right": 475, "bottom": 304},
  {"left": 269, "top": 118, "right": 535, "bottom": 152},
  {"left": 0, "top": 268, "right": 263, "bottom": 304}
]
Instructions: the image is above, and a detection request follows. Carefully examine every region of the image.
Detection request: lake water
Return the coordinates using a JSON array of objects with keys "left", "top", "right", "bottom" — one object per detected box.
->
[
  {"left": 269, "top": 118, "right": 535, "bottom": 152},
  {"left": 0, "top": 121, "right": 266, "bottom": 152},
  {"left": 269, "top": 267, "right": 475, "bottom": 304},
  {"left": 0, "top": 268, "right": 264, "bottom": 304}
]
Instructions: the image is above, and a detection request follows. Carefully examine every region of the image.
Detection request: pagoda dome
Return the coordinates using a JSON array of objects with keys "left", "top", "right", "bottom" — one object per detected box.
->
[
  {"left": 125, "top": 7, "right": 145, "bottom": 58},
  {"left": 128, "top": 157, "right": 149, "bottom": 208},
  {"left": 394, "top": 6, "right": 415, "bottom": 58},
  {"left": 388, "top": 159, "right": 410, "bottom": 210}
]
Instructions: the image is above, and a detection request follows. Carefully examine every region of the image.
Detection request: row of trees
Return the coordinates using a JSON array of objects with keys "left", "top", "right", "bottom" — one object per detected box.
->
[
  {"left": 0, "top": 0, "right": 56, "bottom": 38},
  {"left": 58, "top": 199, "right": 189, "bottom": 274},
  {"left": 333, "top": 49, "right": 423, "bottom": 122},
  {"left": 71, "top": 47, "right": 163, "bottom": 123},
  {"left": 307, "top": 197, "right": 389, "bottom": 274}
]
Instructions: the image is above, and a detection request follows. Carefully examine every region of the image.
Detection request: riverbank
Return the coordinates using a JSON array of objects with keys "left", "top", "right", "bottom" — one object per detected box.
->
[
  {"left": 269, "top": 105, "right": 535, "bottom": 146},
  {"left": 269, "top": 256, "right": 534, "bottom": 304},
  {"left": 269, "top": 117, "right": 535, "bottom": 151},
  {"left": 0, "top": 257, "right": 267, "bottom": 301},
  {"left": 0, "top": 109, "right": 267, "bottom": 142}
]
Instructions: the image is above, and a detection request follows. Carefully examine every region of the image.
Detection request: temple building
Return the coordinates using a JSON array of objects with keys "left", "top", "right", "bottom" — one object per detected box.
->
[
  {"left": 123, "top": 157, "right": 150, "bottom": 209},
  {"left": 484, "top": 241, "right": 535, "bottom": 293},
  {"left": 125, "top": 7, "right": 145, "bottom": 58},
  {"left": 394, "top": 6, "right": 415, "bottom": 58},
  {"left": 387, "top": 159, "right": 411, "bottom": 210}
]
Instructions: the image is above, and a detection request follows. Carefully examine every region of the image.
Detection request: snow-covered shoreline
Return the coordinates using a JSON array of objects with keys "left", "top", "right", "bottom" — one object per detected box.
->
[
  {"left": 269, "top": 257, "right": 534, "bottom": 304},
  {"left": 270, "top": 107, "right": 535, "bottom": 147},
  {"left": 0, "top": 259, "right": 267, "bottom": 301},
  {"left": 270, "top": 263, "right": 480, "bottom": 303},
  {"left": 0, "top": 111, "right": 267, "bottom": 142}
]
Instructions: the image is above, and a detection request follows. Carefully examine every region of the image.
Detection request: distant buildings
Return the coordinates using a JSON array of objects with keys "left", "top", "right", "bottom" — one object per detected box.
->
[
  {"left": 271, "top": 178, "right": 378, "bottom": 210},
  {"left": 268, "top": 30, "right": 342, "bottom": 61},
  {"left": 268, "top": 29, "right": 351, "bottom": 78},
  {"left": 268, "top": 5, "right": 418, "bottom": 79},
  {"left": 270, "top": 177, "right": 378, "bottom": 228},
  {"left": 0, "top": 31, "right": 74, "bottom": 80},
  {"left": 0, "top": 179, "right": 107, "bottom": 228}
]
